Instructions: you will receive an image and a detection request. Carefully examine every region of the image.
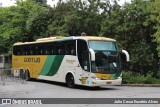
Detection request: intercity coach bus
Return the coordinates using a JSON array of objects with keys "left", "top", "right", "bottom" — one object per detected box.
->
[{"left": 12, "top": 36, "right": 129, "bottom": 88}]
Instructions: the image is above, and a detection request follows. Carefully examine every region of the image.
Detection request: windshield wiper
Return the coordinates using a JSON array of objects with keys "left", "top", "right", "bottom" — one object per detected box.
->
[{"left": 111, "top": 62, "right": 118, "bottom": 73}]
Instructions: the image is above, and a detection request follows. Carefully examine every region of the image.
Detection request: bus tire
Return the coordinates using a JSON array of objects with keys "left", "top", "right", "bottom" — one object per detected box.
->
[
  {"left": 66, "top": 73, "right": 75, "bottom": 88},
  {"left": 19, "top": 69, "right": 24, "bottom": 79},
  {"left": 24, "top": 69, "right": 30, "bottom": 81}
]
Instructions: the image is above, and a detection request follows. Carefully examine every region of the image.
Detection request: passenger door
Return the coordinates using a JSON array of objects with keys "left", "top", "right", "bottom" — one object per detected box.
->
[{"left": 77, "top": 40, "right": 90, "bottom": 84}]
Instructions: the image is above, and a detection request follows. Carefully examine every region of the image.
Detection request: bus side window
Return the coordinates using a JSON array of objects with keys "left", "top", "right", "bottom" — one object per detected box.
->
[
  {"left": 18, "top": 46, "right": 23, "bottom": 55},
  {"left": 45, "top": 42, "right": 55, "bottom": 55},
  {"left": 55, "top": 42, "right": 65, "bottom": 55},
  {"left": 26, "top": 45, "right": 30, "bottom": 55},
  {"left": 22, "top": 45, "right": 26, "bottom": 55},
  {"left": 58, "top": 49, "right": 64, "bottom": 55},
  {"left": 71, "top": 49, "right": 76, "bottom": 55},
  {"left": 65, "top": 40, "right": 76, "bottom": 56},
  {"left": 30, "top": 45, "right": 36, "bottom": 55},
  {"left": 13, "top": 46, "right": 18, "bottom": 55},
  {"left": 13, "top": 45, "right": 25, "bottom": 55},
  {"left": 40, "top": 45, "right": 44, "bottom": 55},
  {"left": 22, "top": 46, "right": 26, "bottom": 55},
  {"left": 35, "top": 44, "right": 44, "bottom": 55}
]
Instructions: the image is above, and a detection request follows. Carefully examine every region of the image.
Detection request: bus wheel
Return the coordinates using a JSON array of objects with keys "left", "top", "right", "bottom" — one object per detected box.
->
[
  {"left": 24, "top": 69, "right": 30, "bottom": 81},
  {"left": 66, "top": 73, "right": 75, "bottom": 88}
]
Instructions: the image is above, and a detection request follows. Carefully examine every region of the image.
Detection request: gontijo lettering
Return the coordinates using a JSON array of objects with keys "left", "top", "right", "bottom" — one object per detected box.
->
[{"left": 24, "top": 57, "right": 40, "bottom": 63}]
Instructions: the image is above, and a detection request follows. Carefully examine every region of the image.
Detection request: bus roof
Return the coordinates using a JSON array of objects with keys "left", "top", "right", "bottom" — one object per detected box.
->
[{"left": 13, "top": 36, "right": 116, "bottom": 45}]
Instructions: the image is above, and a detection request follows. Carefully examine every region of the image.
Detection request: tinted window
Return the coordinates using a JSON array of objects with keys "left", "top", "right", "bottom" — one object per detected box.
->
[
  {"left": 13, "top": 46, "right": 18, "bottom": 55},
  {"left": 45, "top": 42, "right": 55, "bottom": 55},
  {"left": 65, "top": 40, "right": 76, "bottom": 55},
  {"left": 55, "top": 42, "right": 65, "bottom": 55},
  {"left": 32, "top": 44, "right": 44, "bottom": 55},
  {"left": 30, "top": 45, "right": 35, "bottom": 55},
  {"left": 13, "top": 40, "right": 76, "bottom": 56}
]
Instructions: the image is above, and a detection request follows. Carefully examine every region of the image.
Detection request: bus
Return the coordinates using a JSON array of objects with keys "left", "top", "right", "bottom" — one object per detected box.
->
[{"left": 12, "top": 36, "right": 129, "bottom": 87}]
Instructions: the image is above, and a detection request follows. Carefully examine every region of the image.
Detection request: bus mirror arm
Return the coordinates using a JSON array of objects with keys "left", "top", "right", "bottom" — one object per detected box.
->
[
  {"left": 122, "top": 50, "right": 130, "bottom": 62},
  {"left": 89, "top": 48, "right": 95, "bottom": 61}
]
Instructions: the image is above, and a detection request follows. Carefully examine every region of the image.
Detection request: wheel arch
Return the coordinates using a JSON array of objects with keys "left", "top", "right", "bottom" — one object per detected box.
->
[
  {"left": 24, "top": 68, "right": 31, "bottom": 80},
  {"left": 65, "top": 71, "right": 77, "bottom": 88},
  {"left": 65, "top": 71, "right": 75, "bottom": 82}
]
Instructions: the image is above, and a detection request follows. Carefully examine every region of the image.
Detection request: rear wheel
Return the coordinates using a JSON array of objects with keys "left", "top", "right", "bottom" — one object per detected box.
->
[
  {"left": 24, "top": 69, "right": 30, "bottom": 81},
  {"left": 66, "top": 74, "right": 75, "bottom": 88}
]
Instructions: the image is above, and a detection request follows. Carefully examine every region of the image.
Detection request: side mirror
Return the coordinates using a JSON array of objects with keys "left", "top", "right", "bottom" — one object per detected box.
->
[
  {"left": 89, "top": 48, "right": 95, "bottom": 61},
  {"left": 122, "top": 50, "right": 130, "bottom": 62}
]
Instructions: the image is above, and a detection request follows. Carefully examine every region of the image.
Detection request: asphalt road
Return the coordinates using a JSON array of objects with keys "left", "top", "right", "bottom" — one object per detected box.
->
[{"left": 0, "top": 79, "right": 160, "bottom": 107}]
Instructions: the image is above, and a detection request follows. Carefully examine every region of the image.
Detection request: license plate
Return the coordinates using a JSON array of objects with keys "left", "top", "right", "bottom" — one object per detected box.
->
[{"left": 106, "top": 82, "right": 112, "bottom": 84}]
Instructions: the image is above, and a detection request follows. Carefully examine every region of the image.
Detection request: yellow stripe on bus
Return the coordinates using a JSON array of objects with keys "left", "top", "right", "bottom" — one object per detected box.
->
[
  {"left": 95, "top": 73, "right": 111, "bottom": 80},
  {"left": 12, "top": 55, "right": 47, "bottom": 78}
]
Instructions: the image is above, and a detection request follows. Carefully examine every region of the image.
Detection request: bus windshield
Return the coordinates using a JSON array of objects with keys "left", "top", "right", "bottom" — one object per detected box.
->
[
  {"left": 89, "top": 41, "right": 121, "bottom": 74},
  {"left": 89, "top": 41, "right": 117, "bottom": 51}
]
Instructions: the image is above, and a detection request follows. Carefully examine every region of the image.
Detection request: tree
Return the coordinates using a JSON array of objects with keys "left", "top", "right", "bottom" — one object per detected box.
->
[
  {"left": 23, "top": 0, "right": 50, "bottom": 40},
  {"left": 151, "top": 0, "right": 160, "bottom": 57},
  {"left": 101, "top": 0, "right": 159, "bottom": 75},
  {"left": 0, "top": 0, "right": 50, "bottom": 54},
  {"left": 46, "top": 0, "right": 104, "bottom": 36},
  {"left": 0, "top": 0, "right": 159, "bottom": 76}
]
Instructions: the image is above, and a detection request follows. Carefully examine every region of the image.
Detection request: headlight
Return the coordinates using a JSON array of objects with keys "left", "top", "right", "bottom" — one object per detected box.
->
[
  {"left": 91, "top": 76, "right": 101, "bottom": 80},
  {"left": 115, "top": 77, "right": 122, "bottom": 79}
]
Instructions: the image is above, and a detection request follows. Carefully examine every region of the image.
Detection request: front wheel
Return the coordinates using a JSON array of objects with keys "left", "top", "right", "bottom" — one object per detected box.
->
[{"left": 66, "top": 74, "right": 75, "bottom": 88}]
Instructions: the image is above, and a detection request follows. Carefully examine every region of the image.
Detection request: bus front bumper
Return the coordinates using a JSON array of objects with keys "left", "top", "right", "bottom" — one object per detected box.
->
[{"left": 90, "top": 77, "right": 122, "bottom": 86}]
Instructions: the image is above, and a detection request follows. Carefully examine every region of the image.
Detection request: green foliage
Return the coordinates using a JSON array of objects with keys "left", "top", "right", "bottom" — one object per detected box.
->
[
  {"left": 25, "top": 1, "right": 50, "bottom": 39},
  {"left": 0, "top": 0, "right": 159, "bottom": 77},
  {"left": 150, "top": 0, "right": 160, "bottom": 57},
  {"left": 101, "top": 0, "right": 159, "bottom": 74},
  {"left": 0, "top": 0, "right": 50, "bottom": 54},
  {"left": 122, "top": 71, "right": 160, "bottom": 84},
  {"left": 46, "top": 0, "right": 103, "bottom": 36},
  {"left": 0, "top": 6, "right": 26, "bottom": 38}
]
